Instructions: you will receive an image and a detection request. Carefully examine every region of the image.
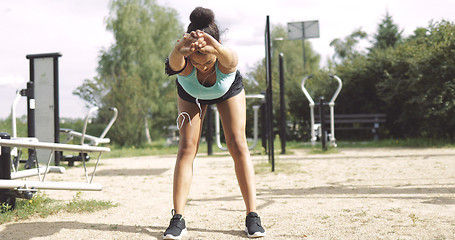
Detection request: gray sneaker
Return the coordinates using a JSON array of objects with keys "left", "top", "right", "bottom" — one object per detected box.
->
[
  {"left": 163, "top": 211, "right": 187, "bottom": 239},
  {"left": 245, "top": 212, "right": 266, "bottom": 238}
]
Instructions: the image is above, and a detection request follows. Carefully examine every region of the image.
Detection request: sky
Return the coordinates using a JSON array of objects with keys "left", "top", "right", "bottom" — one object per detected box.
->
[{"left": 1, "top": 0, "right": 454, "bottom": 122}]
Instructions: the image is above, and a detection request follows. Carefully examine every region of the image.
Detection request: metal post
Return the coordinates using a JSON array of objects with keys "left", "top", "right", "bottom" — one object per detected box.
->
[
  {"left": 260, "top": 101, "right": 267, "bottom": 151},
  {"left": 328, "top": 75, "right": 343, "bottom": 147},
  {"left": 319, "top": 97, "right": 327, "bottom": 151},
  {"left": 0, "top": 132, "right": 16, "bottom": 211},
  {"left": 206, "top": 105, "right": 213, "bottom": 155},
  {"left": 251, "top": 105, "right": 260, "bottom": 150},
  {"left": 279, "top": 53, "right": 286, "bottom": 154},
  {"left": 303, "top": 39, "right": 306, "bottom": 71},
  {"left": 53, "top": 55, "right": 61, "bottom": 166},
  {"left": 25, "top": 81, "right": 36, "bottom": 169},
  {"left": 301, "top": 75, "right": 317, "bottom": 146},
  {"left": 265, "top": 15, "right": 275, "bottom": 171},
  {"left": 301, "top": 22, "right": 306, "bottom": 70}
]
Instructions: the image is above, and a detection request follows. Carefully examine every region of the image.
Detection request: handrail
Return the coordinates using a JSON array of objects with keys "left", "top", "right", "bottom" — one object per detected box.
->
[
  {"left": 301, "top": 75, "right": 343, "bottom": 147},
  {"left": 80, "top": 107, "right": 99, "bottom": 145},
  {"left": 99, "top": 107, "right": 118, "bottom": 139},
  {"left": 301, "top": 75, "right": 315, "bottom": 106},
  {"left": 329, "top": 75, "right": 343, "bottom": 105},
  {"left": 11, "top": 91, "right": 22, "bottom": 139}
]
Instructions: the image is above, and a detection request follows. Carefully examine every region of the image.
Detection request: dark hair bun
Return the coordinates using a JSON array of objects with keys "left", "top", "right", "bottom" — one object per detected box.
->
[{"left": 190, "top": 7, "right": 215, "bottom": 28}]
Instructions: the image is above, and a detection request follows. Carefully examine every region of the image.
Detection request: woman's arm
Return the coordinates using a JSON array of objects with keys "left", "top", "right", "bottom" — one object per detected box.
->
[
  {"left": 211, "top": 42, "right": 238, "bottom": 72},
  {"left": 193, "top": 30, "right": 238, "bottom": 73},
  {"left": 168, "top": 32, "right": 201, "bottom": 72}
]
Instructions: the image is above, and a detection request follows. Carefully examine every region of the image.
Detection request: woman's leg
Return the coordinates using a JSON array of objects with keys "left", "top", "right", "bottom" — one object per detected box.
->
[
  {"left": 173, "top": 96, "right": 207, "bottom": 216},
  {"left": 216, "top": 90, "right": 257, "bottom": 214}
]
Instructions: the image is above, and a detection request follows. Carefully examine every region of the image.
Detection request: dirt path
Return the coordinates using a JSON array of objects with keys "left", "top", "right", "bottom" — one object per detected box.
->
[{"left": 1, "top": 147, "right": 455, "bottom": 239}]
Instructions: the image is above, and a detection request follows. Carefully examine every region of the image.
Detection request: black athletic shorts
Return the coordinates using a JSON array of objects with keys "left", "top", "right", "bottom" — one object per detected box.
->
[{"left": 176, "top": 70, "right": 244, "bottom": 105}]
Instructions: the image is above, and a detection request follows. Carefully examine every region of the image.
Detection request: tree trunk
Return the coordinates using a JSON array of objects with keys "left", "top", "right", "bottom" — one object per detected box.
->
[{"left": 145, "top": 116, "right": 152, "bottom": 143}]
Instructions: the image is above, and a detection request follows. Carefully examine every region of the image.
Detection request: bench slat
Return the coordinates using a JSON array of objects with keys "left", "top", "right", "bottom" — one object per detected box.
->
[
  {"left": 332, "top": 119, "right": 386, "bottom": 123},
  {"left": 332, "top": 113, "right": 386, "bottom": 118}
]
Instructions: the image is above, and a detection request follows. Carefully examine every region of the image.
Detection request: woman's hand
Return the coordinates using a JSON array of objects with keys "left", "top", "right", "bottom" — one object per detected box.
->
[
  {"left": 191, "top": 30, "right": 238, "bottom": 70},
  {"left": 175, "top": 31, "right": 207, "bottom": 56},
  {"left": 191, "top": 30, "right": 218, "bottom": 55},
  {"left": 172, "top": 30, "right": 237, "bottom": 72}
]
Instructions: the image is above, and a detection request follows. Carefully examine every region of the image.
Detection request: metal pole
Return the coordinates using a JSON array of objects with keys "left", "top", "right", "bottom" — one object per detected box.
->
[
  {"left": 265, "top": 15, "right": 275, "bottom": 171},
  {"left": 206, "top": 105, "right": 213, "bottom": 155},
  {"left": 214, "top": 107, "right": 228, "bottom": 151},
  {"left": 279, "top": 53, "right": 286, "bottom": 154},
  {"left": 260, "top": 101, "right": 267, "bottom": 151},
  {"left": 25, "top": 81, "right": 36, "bottom": 169},
  {"left": 303, "top": 39, "right": 306, "bottom": 71},
  {"left": 0, "top": 132, "right": 16, "bottom": 211},
  {"left": 53, "top": 55, "right": 61, "bottom": 166},
  {"left": 302, "top": 22, "right": 306, "bottom": 71},
  {"left": 328, "top": 75, "right": 343, "bottom": 147},
  {"left": 301, "top": 75, "right": 317, "bottom": 146},
  {"left": 319, "top": 97, "right": 327, "bottom": 151},
  {"left": 251, "top": 105, "right": 260, "bottom": 150}
]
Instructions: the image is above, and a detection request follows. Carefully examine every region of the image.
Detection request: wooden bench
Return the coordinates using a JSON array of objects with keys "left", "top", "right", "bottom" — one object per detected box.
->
[{"left": 315, "top": 113, "right": 386, "bottom": 140}]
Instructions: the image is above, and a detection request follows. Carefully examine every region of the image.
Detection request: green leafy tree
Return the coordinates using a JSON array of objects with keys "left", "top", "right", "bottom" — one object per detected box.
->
[
  {"left": 74, "top": 0, "right": 182, "bottom": 146},
  {"left": 376, "top": 20, "right": 455, "bottom": 139},
  {"left": 330, "top": 28, "right": 367, "bottom": 63},
  {"left": 332, "top": 17, "right": 455, "bottom": 140},
  {"left": 371, "top": 11, "right": 403, "bottom": 49}
]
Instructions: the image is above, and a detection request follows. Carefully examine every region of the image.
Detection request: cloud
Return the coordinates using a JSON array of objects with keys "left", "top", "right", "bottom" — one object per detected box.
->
[{"left": 0, "top": 75, "right": 26, "bottom": 88}]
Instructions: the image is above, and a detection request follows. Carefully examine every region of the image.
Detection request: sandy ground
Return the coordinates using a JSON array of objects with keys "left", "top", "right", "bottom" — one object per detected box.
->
[{"left": 1, "top": 147, "right": 455, "bottom": 240}]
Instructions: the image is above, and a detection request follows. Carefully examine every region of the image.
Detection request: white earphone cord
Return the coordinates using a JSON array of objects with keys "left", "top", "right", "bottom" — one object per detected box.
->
[{"left": 175, "top": 63, "right": 214, "bottom": 130}]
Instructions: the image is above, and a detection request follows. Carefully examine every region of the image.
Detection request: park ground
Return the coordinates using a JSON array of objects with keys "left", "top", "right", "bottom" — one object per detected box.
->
[{"left": 1, "top": 147, "right": 455, "bottom": 239}]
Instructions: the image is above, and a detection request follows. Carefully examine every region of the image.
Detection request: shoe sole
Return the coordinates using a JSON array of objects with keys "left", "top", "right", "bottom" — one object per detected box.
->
[
  {"left": 163, "top": 228, "right": 187, "bottom": 239},
  {"left": 245, "top": 227, "right": 266, "bottom": 238}
]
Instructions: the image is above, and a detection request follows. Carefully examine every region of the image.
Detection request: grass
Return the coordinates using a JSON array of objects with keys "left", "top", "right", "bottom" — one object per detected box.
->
[
  {"left": 284, "top": 137, "right": 455, "bottom": 151},
  {"left": 102, "top": 138, "right": 267, "bottom": 159},
  {"left": 0, "top": 191, "right": 118, "bottom": 225},
  {"left": 94, "top": 136, "right": 455, "bottom": 160}
]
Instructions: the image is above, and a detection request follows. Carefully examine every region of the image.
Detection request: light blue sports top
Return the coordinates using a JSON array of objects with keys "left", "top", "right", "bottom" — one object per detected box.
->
[{"left": 177, "top": 62, "right": 236, "bottom": 100}]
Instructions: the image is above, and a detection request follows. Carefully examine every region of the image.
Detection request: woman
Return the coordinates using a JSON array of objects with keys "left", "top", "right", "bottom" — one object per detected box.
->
[{"left": 163, "top": 6, "right": 266, "bottom": 239}]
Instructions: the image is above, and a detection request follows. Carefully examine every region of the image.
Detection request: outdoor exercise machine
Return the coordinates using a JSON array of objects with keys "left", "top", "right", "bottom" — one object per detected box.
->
[
  {"left": 301, "top": 74, "right": 342, "bottom": 148},
  {"left": 0, "top": 132, "right": 110, "bottom": 211},
  {"left": 11, "top": 52, "right": 117, "bottom": 167},
  {"left": 12, "top": 92, "right": 117, "bottom": 167},
  {"left": 59, "top": 106, "right": 118, "bottom": 166},
  {"left": 212, "top": 94, "right": 264, "bottom": 151},
  {"left": 16, "top": 53, "right": 63, "bottom": 166}
]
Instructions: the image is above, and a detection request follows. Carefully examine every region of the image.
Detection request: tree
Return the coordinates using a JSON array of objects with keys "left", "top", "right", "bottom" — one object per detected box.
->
[
  {"left": 371, "top": 11, "right": 403, "bottom": 49},
  {"left": 330, "top": 28, "right": 367, "bottom": 63},
  {"left": 74, "top": 0, "right": 182, "bottom": 146},
  {"left": 331, "top": 18, "right": 455, "bottom": 140},
  {"left": 376, "top": 20, "right": 455, "bottom": 139}
]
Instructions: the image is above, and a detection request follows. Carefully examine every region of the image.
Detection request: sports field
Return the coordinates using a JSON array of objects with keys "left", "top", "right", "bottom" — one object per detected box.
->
[{"left": 1, "top": 147, "right": 455, "bottom": 239}]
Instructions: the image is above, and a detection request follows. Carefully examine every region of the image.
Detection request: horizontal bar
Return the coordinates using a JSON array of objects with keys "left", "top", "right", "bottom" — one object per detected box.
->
[
  {"left": 245, "top": 94, "right": 265, "bottom": 99},
  {"left": 26, "top": 52, "right": 62, "bottom": 59},
  {"left": 11, "top": 166, "right": 66, "bottom": 180},
  {"left": 316, "top": 114, "right": 386, "bottom": 119},
  {"left": 315, "top": 120, "right": 386, "bottom": 124},
  {"left": 331, "top": 119, "right": 386, "bottom": 123},
  {"left": 0, "top": 139, "right": 110, "bottom": 153},
  {"left": 0, "top": 180, "right": 103, "bottom": 191},
  {"left": 336, "top": 127, "right": 376, "bottom": 130},
  {"left": 60, "top": 130, "right": 111, "bottom": 145}
]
